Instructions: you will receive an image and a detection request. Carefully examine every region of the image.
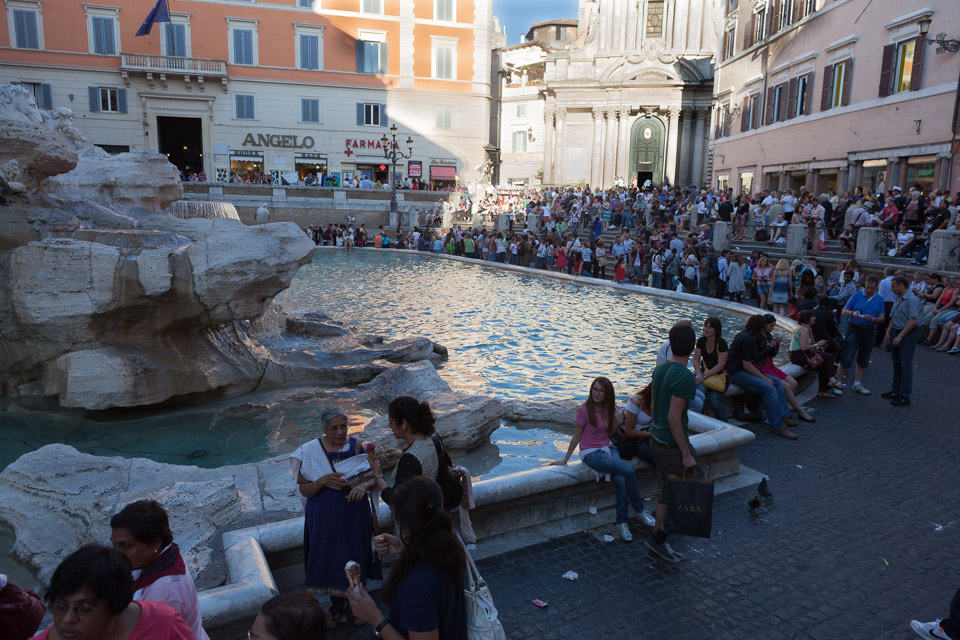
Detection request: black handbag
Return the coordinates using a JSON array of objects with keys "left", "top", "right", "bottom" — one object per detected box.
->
[
  {"left": 431, "top": 434, "right": 464, "bottom": 511},
  {"left": 664, "top": 470, "right": 714, "bottom": 539}
]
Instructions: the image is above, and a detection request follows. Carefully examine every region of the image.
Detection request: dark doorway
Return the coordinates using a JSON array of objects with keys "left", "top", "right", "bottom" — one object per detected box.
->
[
  {"left": 157, "top": 116, "right": 204, "bottom": 176},
  {"left": 637, "top": 170, "right": 654, "bottom": 188}
]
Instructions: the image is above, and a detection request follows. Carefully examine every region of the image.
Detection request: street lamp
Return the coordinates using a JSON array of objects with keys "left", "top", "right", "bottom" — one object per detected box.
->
[
  {"left": 381, "top": 123, "right": 415, "bottom": 222},
  {"left": 918, "top": 17, "right": 959, "bottom": 54}
]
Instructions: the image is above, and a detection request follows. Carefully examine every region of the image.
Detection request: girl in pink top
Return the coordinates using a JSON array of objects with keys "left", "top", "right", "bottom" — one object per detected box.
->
[{"left": 550, "top": 377, "right": 649, "bottom": 542}]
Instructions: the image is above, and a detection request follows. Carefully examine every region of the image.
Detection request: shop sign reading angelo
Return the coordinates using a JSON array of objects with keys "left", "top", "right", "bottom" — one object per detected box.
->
[{"left": 242, "top": 133, "right": 315, "bottom": 149}]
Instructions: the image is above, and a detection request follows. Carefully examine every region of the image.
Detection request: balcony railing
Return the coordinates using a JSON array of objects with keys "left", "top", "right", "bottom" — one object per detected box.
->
[{"left": 120, "top": 53, "right": 227, "bottom": 76}]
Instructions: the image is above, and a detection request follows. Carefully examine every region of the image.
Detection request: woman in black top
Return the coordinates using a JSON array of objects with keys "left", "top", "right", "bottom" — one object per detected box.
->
[
  {"left": 692, "top": 316, "right": 729, "bottom": 421},
  {"left": 347, "top": 477, "right": 468, "bottom": 640}
]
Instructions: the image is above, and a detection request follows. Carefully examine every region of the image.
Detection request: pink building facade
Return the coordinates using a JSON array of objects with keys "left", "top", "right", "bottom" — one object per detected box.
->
[{"left": 709, "top": 0, "right": 960, "bottom": 197}]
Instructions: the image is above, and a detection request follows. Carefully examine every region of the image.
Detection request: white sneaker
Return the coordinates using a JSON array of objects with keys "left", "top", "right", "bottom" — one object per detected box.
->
[
  {"left": 910, "top": 619, "right": 950, "bottom": 640},
  {"left": 853, "top": 384, "right": 871, "bottom": 395},
  {"left": 618, "top": 522, "right": 633, "bottom": 542},
  {"left": 832, "top": 388, "right": 843, "bottom": 396},
  {"left": 639, "top": 511, "right": 657, "bottom": 528}
]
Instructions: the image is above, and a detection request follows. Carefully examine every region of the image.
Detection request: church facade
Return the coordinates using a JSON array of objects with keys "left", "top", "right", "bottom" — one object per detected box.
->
[{"left": 540, "top": 0, "right": 718, "bottom": 188}]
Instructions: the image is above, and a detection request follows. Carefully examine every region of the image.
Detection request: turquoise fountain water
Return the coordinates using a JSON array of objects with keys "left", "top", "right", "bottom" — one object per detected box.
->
[{"left": 1, "top": 250, "right": 759, "bottom": 478}]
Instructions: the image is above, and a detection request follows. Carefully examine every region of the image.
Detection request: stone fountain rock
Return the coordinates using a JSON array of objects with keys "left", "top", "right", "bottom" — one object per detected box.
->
[{"left": 0, "top": 82, "right": 449, "bottom": 410}]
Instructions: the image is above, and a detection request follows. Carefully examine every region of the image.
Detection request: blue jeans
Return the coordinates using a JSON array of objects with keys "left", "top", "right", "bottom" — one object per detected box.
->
[
  {"left": 890, "top": 328, "right": 918, "bottom": 397},
  {"left": 728, "top": 371, "right": 790, "bottom": 430},
  {"left": 691, "top": 388, "right": 705, "bottom": 414},
  {"left": 581, "top": 448, "right": 645, "bottom": 524},
  {"left": 697, "top": 383, "right": 728, "bottom": 422},
  {"left": 651, "top": 272, "right": 662, "bottom": 288}
]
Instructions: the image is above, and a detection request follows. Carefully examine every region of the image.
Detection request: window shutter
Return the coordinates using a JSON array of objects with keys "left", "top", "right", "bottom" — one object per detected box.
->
[
  {"left": 786, "top": 77, "right": 797, "bottom": 119},
  {"left": 174, "top": 24, "right": 186, "bottom": 57},
  {"left": 770, "top": 0, "right": 780, "bottom": 34},
  {"left": 878, "top": 44, "right": 895, "bottom": 97},
  {"left": 302, "top": 100, "right": 309, "bottom": 122},
  {"left": 117, "top": 88, "right": 127, "bottom": 113},
  {"left": 88, "top": 86, "right": 100, "bottom": 112},
  {"left": 764, "top": 89, "right": 773, "bottom": 125},
  {"left": 92, "top": 17, "right": 103, "bottom": 53},
  {"left": 745, "top": 13, "right": 755, "bottom": 49},
  {"left": 380, "top": 104, "right": 388, "bottom": 127},
  {"left": 300, "top": 35, "right": 308, "bottom": 68},
  {"left": 103, "top": 19, "right": 115, "bottom": 55},
  {"left": 740, "top": 97, "right": 749, "bottom": 132},
  {"left": 820, "top": 64, "right": 833, "bottom": 111},
  {"left": 356, "top": 103, "right": 364, "bottom": 125},
  {"left": 379, "top": 42, "right": 388, "bottom": 75},
  {"left": 39, "top": 84, "right": 52, "bottom": 109},
  {"left": 840, "top": 62, "right": 851, "bottom": 106},
  {"left": 909, "top": 37, "right": 925, "bottom": 92},
  {"left": 803, "top": 74, "right": 812, "bottom": 115},
  {"left": 356, "top": 40, "right": 365, "bottom": 73},
  {"left": 721, "top": 30, "right": 729, "bottom": 61},
  {"left": 233, "top": 30, "right": 242, "bottom": 64},
  {"left": 793, "top": 0, "right": 801, "bottom": 22}
]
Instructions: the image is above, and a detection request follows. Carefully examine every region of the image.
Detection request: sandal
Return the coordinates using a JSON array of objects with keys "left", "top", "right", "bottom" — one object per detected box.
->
[{"left": 816, "top": 392, "right": 835, "bottom": 399}]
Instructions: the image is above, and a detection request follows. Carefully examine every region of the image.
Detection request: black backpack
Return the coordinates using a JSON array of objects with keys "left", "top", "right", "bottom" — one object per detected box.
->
[{"left": 431, "top": 434, "right": 464, "bottom": 511}]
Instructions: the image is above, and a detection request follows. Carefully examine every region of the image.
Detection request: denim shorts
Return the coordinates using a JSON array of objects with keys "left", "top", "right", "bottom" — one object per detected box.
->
[{"left": 757, "top": 284, "right": 771, "bottom": 296}]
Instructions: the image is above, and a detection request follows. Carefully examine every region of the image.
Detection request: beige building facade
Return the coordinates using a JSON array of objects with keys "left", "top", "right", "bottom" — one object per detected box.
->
[
  {"left": 540, "top": 0, "right": 718, "bottom": 188},
  {"left": 710, "top": 0, "right": 960, "bottom": 196}
]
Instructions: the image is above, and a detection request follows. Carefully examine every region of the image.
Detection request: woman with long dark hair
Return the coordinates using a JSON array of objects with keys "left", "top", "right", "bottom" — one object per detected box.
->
[
  {"left": 692, "top": 317, "right": 729, "bottom": 422},
  {"left": 347, "top": 477, "right": 467, "bottom": 639},
  {"left": 550, "top": 377, "right": 649, "bottom": 541}
]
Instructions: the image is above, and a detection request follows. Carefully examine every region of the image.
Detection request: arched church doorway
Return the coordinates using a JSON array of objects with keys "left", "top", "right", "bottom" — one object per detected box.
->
[{"left": 629, "top": 116, "right": 665, "bottom": 187}]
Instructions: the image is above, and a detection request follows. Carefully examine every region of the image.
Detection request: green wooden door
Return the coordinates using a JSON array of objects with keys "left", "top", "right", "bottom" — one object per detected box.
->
[{"left": 629, "top": 116, "right": 665, "bottom": 187}]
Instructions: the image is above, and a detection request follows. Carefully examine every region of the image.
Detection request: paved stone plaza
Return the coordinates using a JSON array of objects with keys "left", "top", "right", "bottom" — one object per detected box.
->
[{"left": 330, "top": 345, "right": 958, "bottom": 640}]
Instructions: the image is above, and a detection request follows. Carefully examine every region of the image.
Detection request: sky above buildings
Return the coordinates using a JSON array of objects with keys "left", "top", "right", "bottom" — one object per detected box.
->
[{"left": 494, "top": 0, "right": 580, "bottom": 45}]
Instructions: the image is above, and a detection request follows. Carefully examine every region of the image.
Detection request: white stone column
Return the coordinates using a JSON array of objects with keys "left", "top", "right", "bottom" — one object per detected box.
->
[
  {"left": 603, "top": 108, "right": 617, "bottom": 188},
  {"left": 625, "top": 0, "right": 638, "bottom": 51},
  {"left": 665, "top": 107, "right": 681, "bottom": 187},
  {"left": 555, "top": 106, "right": 568, "bottom": 186},
  {"left": 678, "top": 110, "right": 693, "bottom": 186},
  {"left": 616, "top": 108, "right": 631, "bottom": 181},
  {"left": 692, "top": 107, "right": 707, "bottom": 189},
  {"left": 591, "top": 106, "right": 604, "bottom": 188},
  {"left": 543, "top": 107, "right": 555, "bottom": 185}
]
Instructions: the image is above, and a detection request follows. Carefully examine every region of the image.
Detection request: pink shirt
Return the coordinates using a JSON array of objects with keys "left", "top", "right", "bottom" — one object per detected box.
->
[
  {"left": 34, "top": 601, "right": 195, "bottom": 640},
  {"left": 576, "top": 405, "right": 610, "bottom": 452}
]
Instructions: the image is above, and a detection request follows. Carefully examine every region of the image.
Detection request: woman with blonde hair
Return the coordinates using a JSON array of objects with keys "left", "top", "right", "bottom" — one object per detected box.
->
[{"left": 770, "top": 259, "right": 793, "bottom": 316}]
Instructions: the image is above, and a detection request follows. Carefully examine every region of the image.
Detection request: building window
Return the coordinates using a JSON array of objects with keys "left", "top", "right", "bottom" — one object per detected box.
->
[
  {"left": 741, "top": 93, "right": 761, "bottom": 131},
  {"left": 794, "top": 74, "right": 810, "bottom": 117},
  {"left": 646, "top": 0, "right": 664, "bottom": 38},
  {"left": 356, "top": 39, "right": 388, "bottom": 74},
  {"left": 14, "top": 81, "right": 52, "bottom": 108},
  {"left": 89, "top": 14, "right": 117, "bottom": 55},
  {"left": 231, "top": 28, "right": 255, "bottom": 65},
  {"left": 435, "top": 106, "right": 452, "bottom": 130},
  {"left": 236, "top": 94, "right": 255, "bottom": 120},
  {"left": 894, "top": 40, "right": 916, "bottom": 93},
  {"left": 753, "top": 9, "right": 766, "bottom": 45},
  {"left": 512, "top": 130, "right": 527, "bottom": 153},
  {"left": 822, "top": 60, "right": 850, "bottom": 108},
  {"left": 361, "top": 0, "right": 382, "bottom": 14},
  {"left": 298, "top": 0, "right": 312, "bottom": 6},
  {"left": 431, "top": 38, "right": 457, "bottom": 80},
  {"left": 357, "top": 103, "right": 386, "bottom": 127},
  {"left": 88, "top": 86, "right": 127, "bottom": 113},
  {"left": 768, "top": 83, "right": 786, "bottom": 123},
  {"left": 298, "top": 32, "right": 322, "bottom": 70},
  {"left": 12, "top": 9, "right": 40, "bottom": 49},
  {"left": 779, "top": 0, "right": 793, "bottom": 30},
  {"left": 301, "top": 98, "right": 320, "bottom": 123},
  {"left": 721, "top": 26, "right": 735, "bottom": 61},
  {"left": 804, "top": 0, "right": 816, "bottom": 15},
  {"left": 726, "top": 0, "right": 737, "bottom": 13},
  {"left": 557, "top": 26, "right": 567, "bottom": 40},
  {"left": 516, "top": 103, "right": 526, "bottom": 118},
  {"left": 739, "top": 171, "right": 754, "bottom": 194},
  {"left": 163, "top": 23, "right": 187, "bottom": 57},
  {"left": 435, "top": 0, "right": 454, "bottom": 22}
]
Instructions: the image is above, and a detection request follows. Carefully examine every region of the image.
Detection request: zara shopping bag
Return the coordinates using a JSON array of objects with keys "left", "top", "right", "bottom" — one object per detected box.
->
[
  {"left": 663, "top": 470, "right": 714, "bottom": 538},
  {"left": 462, "top": 541, "right": 505, "bottom": 640}
]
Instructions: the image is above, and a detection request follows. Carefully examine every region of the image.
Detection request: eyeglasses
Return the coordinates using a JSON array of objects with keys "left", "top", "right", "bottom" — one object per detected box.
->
[
  {"left": 49, "top": 600, "right": 104, "bottom": 617},
  {"left": 326, "top": 423, "right": 349, "bottom": 432},
  {"left": 591, "top": 387, "right": 606, "bottom": 394}
]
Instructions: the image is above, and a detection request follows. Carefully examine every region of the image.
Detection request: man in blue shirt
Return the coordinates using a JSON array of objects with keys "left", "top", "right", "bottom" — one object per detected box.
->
[{"left": 835, "top": 275, "right": 885, "bottom": 394}]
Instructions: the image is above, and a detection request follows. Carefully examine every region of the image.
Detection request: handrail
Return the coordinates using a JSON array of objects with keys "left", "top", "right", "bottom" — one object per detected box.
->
[{"left": 120, "top": 53, "right": 227, "bottom": 75}]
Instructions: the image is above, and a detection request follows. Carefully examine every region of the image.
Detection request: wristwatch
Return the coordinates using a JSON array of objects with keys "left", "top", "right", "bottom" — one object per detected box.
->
[{"left": 374, "top": 619, "right": 390, "bottom": 638}]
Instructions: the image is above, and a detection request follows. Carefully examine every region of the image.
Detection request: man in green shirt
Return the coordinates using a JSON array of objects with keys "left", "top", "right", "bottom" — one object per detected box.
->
[{"left": 645, "top": 321, "right": 701, "bottom": 563}]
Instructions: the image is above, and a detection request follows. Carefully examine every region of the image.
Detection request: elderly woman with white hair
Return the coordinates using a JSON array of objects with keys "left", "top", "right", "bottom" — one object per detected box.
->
[{"left": 290, "top": 407, "right": 381, "bottom": 628}]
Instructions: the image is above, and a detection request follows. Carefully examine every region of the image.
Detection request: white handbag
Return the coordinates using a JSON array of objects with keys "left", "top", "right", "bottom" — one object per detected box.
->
[{"left": 462, "top": 545, "right": 505, "bottom": 640}]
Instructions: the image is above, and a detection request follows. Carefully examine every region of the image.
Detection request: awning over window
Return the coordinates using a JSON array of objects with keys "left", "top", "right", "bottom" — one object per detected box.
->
[{"left": 430, "top": 165, "right": 456, "bottom": 180}]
